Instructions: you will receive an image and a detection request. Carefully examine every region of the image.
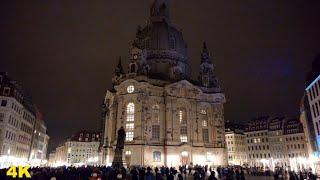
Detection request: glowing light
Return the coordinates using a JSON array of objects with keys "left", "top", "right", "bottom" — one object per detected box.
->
[
  {"left": 0, "top": 155, "right": 29, "bottom": 169},
  {"left": 206, "top": 152, "right": 214, "bottom": 162},
  {"left": 167, "top": 154, "right": 179, "bottom": 167},
  {"left": 181, "top": 151, "right": 188, "bottom": 156}
]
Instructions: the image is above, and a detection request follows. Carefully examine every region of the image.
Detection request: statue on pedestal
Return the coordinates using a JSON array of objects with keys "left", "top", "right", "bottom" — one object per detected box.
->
[{"left": 112, "top": 127, "right": 126, "bottom": 169}]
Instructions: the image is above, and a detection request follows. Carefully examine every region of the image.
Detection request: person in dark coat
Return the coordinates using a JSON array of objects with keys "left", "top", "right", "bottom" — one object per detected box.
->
[{"left": 208, "top": 171, "right": 218, "bottom": 180}]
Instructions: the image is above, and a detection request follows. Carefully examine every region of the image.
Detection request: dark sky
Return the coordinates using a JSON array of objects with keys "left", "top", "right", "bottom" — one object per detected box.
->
[{"left": 0, "top": 0, "right": 320, "bottom": 152}]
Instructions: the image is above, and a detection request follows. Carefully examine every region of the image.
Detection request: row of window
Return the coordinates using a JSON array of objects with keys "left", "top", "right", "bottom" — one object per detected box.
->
[
  {"left": 285, "top": 136, "right": 303, "bottom": 141},
  {"left": 8, "top": 115, "right": 19, "bottom": 128},
  {"left": 23, "top": 111, "right": 34, "bottom": 125},
  {"left": 125, "top": 150, "right": 215, "bottom": 162},
  {"left": 68, "top": 154, "right": 97, "bottom": 157},
  {"left": 11, "top": 102, "right": 22, "bottom": 115},
  {"left": 68, "top": 149, "right": 96, "bottom": 153},
  {"left": 312, "top": 101, "right": 320, "bottom": 118},
  {"left": 124, "top": 102, "right": 210, "bottom": 143},
  {"left": 228, "top": 155, "right": 247, "bottom": 161},
  {"left": 5, "top": 130, "right": 16, "bottom": 141},
  {"left": 248, "top": 145, "right": 270, "bottom": 151},
  {"left": 247, "top": 137, "right": 269, "bottom": 144},
  {"left": 228, "top": 147, "right": 246, "bottom": 152},
  {"left": 246, "top": 132, "right": 268, "bottom": 137},
  {"left": 15, "top": 146, "right": 29, "bottom": 158},
  {"left": 308, "top": 79, "right": 320, "bottom": 101},
  {"left": 226, "top": 135, "right": 245, "bottom": 140},
  {"left": 21, "top": 122, "right": 33, "bottom": 134},
  {"left": 1, "top": 144, "right": 29, "bottom": 158},
  {"left": 249, "top": 153, "right": 271, "bottom": 159},
  {"left": 18, "top": 134, "right": 31, "bottom": 145},
  {"left": 78, "top": 137, "right": 98, "bottom": 142},
  {"left": 227, "top": 141, "right": 245, "bottom": 145},
  {"left": 286, "top": 144, "right": 305, "bottom": 150},
  {"left": 79, "top": 133, "right": 99, "bottom": 138}
]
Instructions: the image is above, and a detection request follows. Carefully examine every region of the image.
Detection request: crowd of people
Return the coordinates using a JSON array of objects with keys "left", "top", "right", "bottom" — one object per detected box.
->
[{"left": 0, "top": 165, "right": 318, "bottom": 180}]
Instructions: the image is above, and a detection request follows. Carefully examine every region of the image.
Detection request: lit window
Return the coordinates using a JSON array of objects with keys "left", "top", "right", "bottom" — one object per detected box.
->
[
  {"left": 181, "top": 151, "right": 188, "bottom": 156},
  {"left": 180, "top": 126, "right": 187, "bottom": 135},
  {"left": 127, "top": 85, "right": 134, "bottom": 93},
  {"left": 153, "top": 151, "right": 161, "bottom": 162},
  {"left": 126, "top": 132, "right": 134, "bottom": 141},
  {"left": 179, "top": 110, "right": 186, "bottom": 124},
  {"left": 152, "top": 125, "right": 160, "bottom": 140},
  {"left": 202, "top": 120, "right": 207, "bottom": 127},
  {"left": 126, "top": 103, "right": 135, "bottom": 121},
  {"left": 125, "top": 150, "right": 131, "bottom": 155},
  {"left": 152, "top": 105, "right": 160, "bottom": 123},
  {"left": 200, "top": 109, "right": 206, "bottom": 115},
  {"left": 126, "top": 123, "right": 134, "bottom": 131},
  {"left": 180, "top": 135, "right": 188, "bottom": 142}
]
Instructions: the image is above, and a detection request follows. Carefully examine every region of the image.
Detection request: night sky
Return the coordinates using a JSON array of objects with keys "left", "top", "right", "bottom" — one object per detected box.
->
[{"left": 0, "top": 0, "right": 320, "bottom": 153}]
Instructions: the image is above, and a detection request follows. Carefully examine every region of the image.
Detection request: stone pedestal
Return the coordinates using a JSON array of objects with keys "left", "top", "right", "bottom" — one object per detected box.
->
[{"left": 112, "top": 148, "right": 124, "bottom": 169}]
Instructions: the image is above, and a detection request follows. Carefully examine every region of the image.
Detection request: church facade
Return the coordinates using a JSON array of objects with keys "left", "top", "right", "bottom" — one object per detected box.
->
[{"left": 102, "top": 0, "right": 227, "bottom": 167}]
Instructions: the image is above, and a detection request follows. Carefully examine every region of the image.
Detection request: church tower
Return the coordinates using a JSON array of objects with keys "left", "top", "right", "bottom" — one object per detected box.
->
[{"left": 198, "top": 42, "right": 220, "bottom": 90}]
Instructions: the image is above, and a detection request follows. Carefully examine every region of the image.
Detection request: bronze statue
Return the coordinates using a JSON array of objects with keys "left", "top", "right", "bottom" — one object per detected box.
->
[
  {"left": 116, "top": 126, "right": 126, "bottom": 149},
  {"left": 112, "top": 127, "right": 126, "bottom": 169}
]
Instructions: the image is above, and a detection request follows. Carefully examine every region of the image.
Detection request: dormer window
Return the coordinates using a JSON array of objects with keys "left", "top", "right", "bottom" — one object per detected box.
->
[
  {"left": 3, "top": 87, "right": 10, "bottom": 96},
  {"left": 130, "top": 63, "right": 137, "bottom": 73}
]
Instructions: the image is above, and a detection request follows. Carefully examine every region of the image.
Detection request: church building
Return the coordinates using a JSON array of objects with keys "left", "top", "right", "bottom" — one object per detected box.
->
[{"left": 102, "top": 0, "right": 227, "bottom": 167}]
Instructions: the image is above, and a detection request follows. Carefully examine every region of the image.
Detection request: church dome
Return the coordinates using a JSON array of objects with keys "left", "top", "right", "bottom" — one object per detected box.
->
[{"left": 131, "top": 0, "right": 191, "bottom": 80}]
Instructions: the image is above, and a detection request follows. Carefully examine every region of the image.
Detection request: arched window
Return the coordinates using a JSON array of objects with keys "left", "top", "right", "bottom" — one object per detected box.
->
[
  {"left": 179, "top": 109, "right": 188, "bottom": 142},
  {"left": 153, "top": 151, "right": 161, "bottom": 162},
  {"left": 152, "top": 105, "right": 160, "bottom": 123},
  {"left": 126, "top": 103, "right": 135, "bottom": 141},
  {"left": 179, "top": 110, "right": 186, "bottom": 124},
  {"left": 126, "top": 103, "right": 135, "bottom": 122},
  {"left": 201, "top": 109, "right": 208, "bottom": 127},
  {"left": 130, "top": 63, "right": 136, "bottom": 73},
  {"left": 202, "top": 129, "right": 209, "bottom": 143}
]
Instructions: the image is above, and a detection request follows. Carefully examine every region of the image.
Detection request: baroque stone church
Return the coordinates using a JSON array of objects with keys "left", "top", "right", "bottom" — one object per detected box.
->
[{"left": 102, "top": 0, "right": 227, "bottom": 167}]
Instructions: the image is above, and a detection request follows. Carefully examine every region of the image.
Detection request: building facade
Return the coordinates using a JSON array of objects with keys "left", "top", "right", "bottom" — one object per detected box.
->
[
  {"left": 244, "top": 116, "right": 309, "bottom": 171},
  {"left": 225, "top": 123, "right": 247, "bottom": 166},
  {"left": 304, "top": 54, "right": 320, "bottom": 172},
  {"left": 49, "top": 131, "right": 101, "bottom": 166},
  {"left": 0, "top": 72, "right": 47, "bottom": 168},
  {"left": 102, "top": 0, "right": 227, "bottom": 167},
  {"left": 29, "top": 108, "right": 49, "bottom": 166}
]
